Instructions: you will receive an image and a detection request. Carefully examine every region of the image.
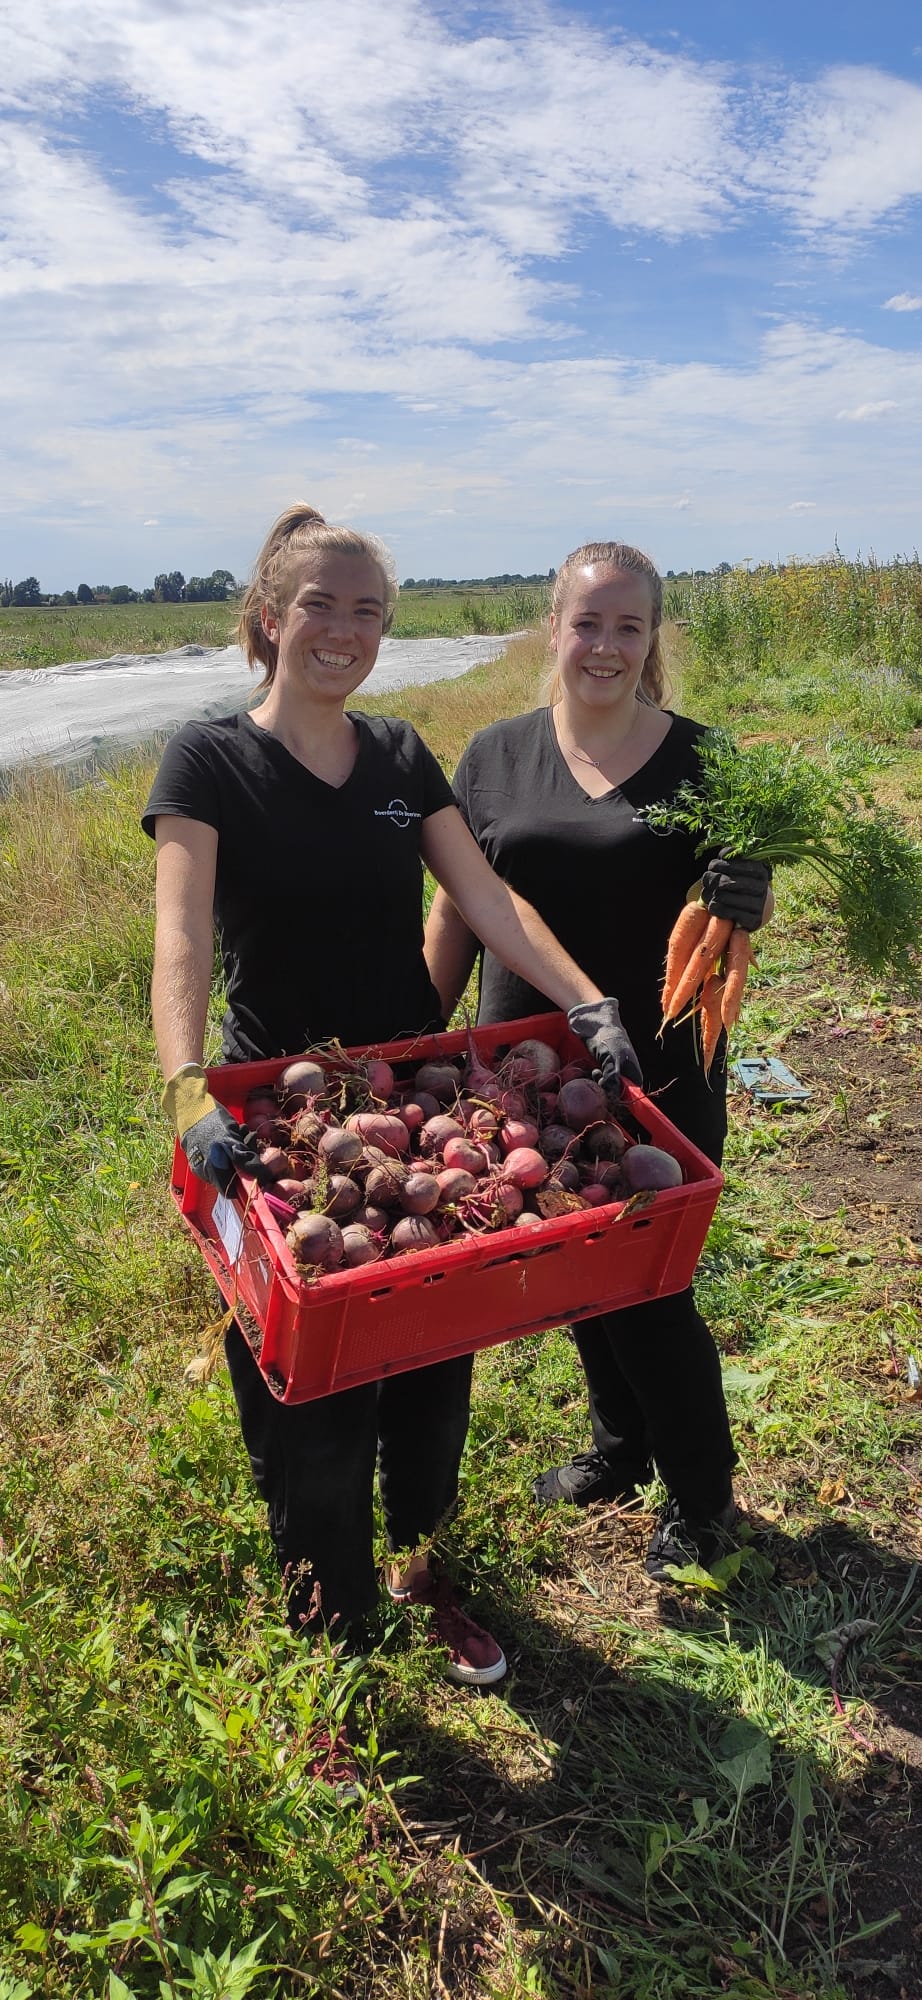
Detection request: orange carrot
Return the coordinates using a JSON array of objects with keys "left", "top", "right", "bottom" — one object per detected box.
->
[
  {"left": 720, "top": 927, "right": 756, "bottom": 1032},
  {"left": 699, "top": 972, "right": 727, "bottom": 1077},
  {"left": 663, "top": 914, "right": 733, "bottom": 1022},
  {"left": 661, "top": 900, "right": 709, "bottom": 1018}
]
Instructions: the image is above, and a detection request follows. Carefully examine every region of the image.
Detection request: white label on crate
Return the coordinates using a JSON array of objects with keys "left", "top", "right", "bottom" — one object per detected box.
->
[{"left": 213, "top": 1193, "right": 243, "bottom": 1266}]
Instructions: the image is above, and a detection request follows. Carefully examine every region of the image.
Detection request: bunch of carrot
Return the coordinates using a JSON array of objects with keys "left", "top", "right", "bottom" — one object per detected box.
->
[{"left": 660, "top": 902, "right": 756, "bottom": 1076}]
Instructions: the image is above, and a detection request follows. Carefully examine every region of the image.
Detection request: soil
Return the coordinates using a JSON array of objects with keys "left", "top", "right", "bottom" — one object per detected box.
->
[{"left": 746, "top": 1001, "right": 922, "bottom": 1246}]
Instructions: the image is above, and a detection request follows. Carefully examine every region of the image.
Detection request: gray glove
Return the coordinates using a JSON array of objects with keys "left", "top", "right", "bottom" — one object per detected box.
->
[
  {"left": 163, "top": 1065, "right": 274, "bottom": 1194},
  {"left": 701, "top": 851, "right": 772, "bottom": 931},
  {"left": 567, "top": 998, "right": 643, "bottom": 1099}
]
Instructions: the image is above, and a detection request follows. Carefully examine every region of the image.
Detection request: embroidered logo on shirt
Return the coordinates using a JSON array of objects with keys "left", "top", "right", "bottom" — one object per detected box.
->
[{"left": 374, "top": 798, "right": 421, "bottom": 830}]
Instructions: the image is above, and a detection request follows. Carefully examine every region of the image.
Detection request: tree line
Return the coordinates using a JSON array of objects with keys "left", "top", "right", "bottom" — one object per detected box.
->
[{"left": 0, "top": 569, "right": 239, "bottom": 608}]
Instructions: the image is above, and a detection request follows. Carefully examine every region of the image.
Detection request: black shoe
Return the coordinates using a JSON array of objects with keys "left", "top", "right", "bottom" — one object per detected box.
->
[
  {"left": 533, "top": 1447, "right": 648, "bottom": 1508},
  {"left": 645, "top": 1497, "right": 739, "bottom": 1580}
]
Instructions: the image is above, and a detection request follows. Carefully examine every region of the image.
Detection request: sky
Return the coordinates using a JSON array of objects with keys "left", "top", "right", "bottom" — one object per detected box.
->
[{"left": 1, "top": 0, "right": 921, "bottom": 590}]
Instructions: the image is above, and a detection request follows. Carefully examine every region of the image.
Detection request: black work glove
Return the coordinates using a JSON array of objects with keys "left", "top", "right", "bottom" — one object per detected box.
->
[
  {"left": 162, "top": 1065, "right": 274, "bottom": 1194},
  {"left": 701, "top": 850, "right": 772, "bottom": 931},
  {"left": 567, "top": 998, "right": 643, "bottom": 1099}
]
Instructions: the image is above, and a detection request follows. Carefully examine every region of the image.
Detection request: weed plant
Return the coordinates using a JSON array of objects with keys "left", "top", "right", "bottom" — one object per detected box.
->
[{"left": 0, "top": 629, "right": 919, "bottom": 1995}]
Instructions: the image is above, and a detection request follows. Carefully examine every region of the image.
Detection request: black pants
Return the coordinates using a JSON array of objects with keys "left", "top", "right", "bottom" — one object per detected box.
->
[
  {"left": 225, "top": 1320, "right": 474, "bottom": 1633},
  {"left": 573, "top": 1287, "right": 736, "bottom": 1518},
  {"left": 572, "top": 1047, "right": 735, "bottom": 1520}
]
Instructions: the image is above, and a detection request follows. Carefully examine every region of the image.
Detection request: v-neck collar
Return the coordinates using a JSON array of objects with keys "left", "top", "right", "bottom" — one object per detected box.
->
[
  {"left": 544, "top": 705, "right": 676, "bottom": 803},
  {"left": 243, "top": 707, "right": 368, "bottom": 793}
]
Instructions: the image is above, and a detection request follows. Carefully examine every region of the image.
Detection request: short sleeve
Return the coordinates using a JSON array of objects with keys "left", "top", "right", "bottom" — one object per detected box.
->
[
  {"left": 411, "top": 728, "right": 455, "bottom": 821},
  {"left": 451, "top": 741, "right": 474, "bottom": 830},
  {"left": 141, "top": 725, "right": 223, "bottom": 840}
]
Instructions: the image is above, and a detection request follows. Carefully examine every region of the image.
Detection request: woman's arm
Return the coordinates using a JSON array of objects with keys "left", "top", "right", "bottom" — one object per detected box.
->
[
  {"left": 151, "top": 816, "right": 219, "bottom": 1077},
  {"left": 421, "top": 805, "right": 603, "bottom": 1013},
  {"left": 424, "top": 886, "right": 480, "bottom": 1020}
]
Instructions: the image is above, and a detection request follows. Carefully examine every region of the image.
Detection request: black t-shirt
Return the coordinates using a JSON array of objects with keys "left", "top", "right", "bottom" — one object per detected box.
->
[
  {"left": 453, "top": 707, "right": 726, "bottom": 1162},
  {"left": 143, "top": 710, "right": 454, "bottom": 1061}
]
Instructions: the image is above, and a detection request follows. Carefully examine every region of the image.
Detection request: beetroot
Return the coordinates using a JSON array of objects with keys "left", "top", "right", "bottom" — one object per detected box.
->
[
  {"left": 364, "top": 1159, "right": 408, "bottom": 1209},
  {"left": 419, "top": 1113, "right": 465, "bottom": 1156},
  {"left": 539, "top": 1122, "right": 575, "bottom": 1164},
  {"left": 345, "top": 1112, "right": 410, "bottom": 1157},
  {"left": 286, "top": 1212, "right": 344, "bottom": 1270},
  {"left": 257, "top": 1144, "right": 290, "bottom": 1180},
  {"left": 501, "top": 1146, "right": 549, "bottom": 1189},
  {"left": 354, "top": 1201, "right": 389, "bottom": 1233},
  {"left": 390, "top": 1214, "right": 440, "bottom": 1254},
  {"left": 324, "top": 1174, "right": 362, "bottom": 1219},
  {"left": 364, "top": 1057, "right": 394, "bottom": 1099},
  {"left": 622, "top": 1145, "right": 683, "bottom": 1191},
  {"left": 436, "top": 1167, "right": 478, "bottom": 1206},
  {"left": 580, "top": 1121, "right": 626, "bottom": 1162},
  {"left": 400, "top": 1171, "right": 442, "bottom": 1215},
  {"left": 317, "top": 1125, "right": 364, "bottom": 1171},
  {"left": 279, "top": 1059, "right": 326, "bottom": 1108},
  {"left": 414, "top": 1061, "right": 462, "bottom": 1105},
  {"left": 499, "top": 1118, "right": 539, "bottom": 1155},
  {"left": 442, "top": 1134, "right": 492, "bottom": 1176},
  {"left": 502, "top": 1037, "right": 558, "bottom": 1085},
  {"left": 557, "top": 1076, "right": 608, "bottom": 1130},
  {"left": 291, "top": 1107, "right": 325, "bottom": 1150},
  {"left": 340, "top": 1223, "right": 382, "bottom": 1267}
]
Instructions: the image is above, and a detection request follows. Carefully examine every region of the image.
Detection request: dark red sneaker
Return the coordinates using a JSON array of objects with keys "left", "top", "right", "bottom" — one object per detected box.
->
[
  {"left": 308, "top": 1726, "right": 361, "bottom": 1802},
  {"left": 390, "top": 1571, "right": 507, "bottom": 1687}
]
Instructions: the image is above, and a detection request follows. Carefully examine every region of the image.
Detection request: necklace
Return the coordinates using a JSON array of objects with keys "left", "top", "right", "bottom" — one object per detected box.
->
[{"left": 553, "top": 700, "right": 642, "bottom": 773}]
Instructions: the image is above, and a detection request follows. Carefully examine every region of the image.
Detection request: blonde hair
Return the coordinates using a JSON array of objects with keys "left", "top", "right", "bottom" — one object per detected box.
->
[
  {"left": 548, "top": 540, "right": 669, "bottom": 708},
  {"left": 238, "top": 503, "right": 400, "bottom": 689}
]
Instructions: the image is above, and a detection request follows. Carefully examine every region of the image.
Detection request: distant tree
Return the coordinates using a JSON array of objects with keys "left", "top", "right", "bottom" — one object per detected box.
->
[
  {"left": 76, "top": 583, "right": 95, "bottom": 604},
  {"left": 154, "top": 571, "right": 186, "bottom": 602},
  {"left": 141, "top": 588, "right": 156, "bottom": 602},
  {"left": 0, "top": 579, "right": 13, "bottom": 607},
  {"left": 109, "top": 585, "right": 139, "bottom": 603},
  {"left": 209, "top": 568, "right": 236, "bottom": 597},
  {"left": 93, "top": 585, "right": 111, "bottom": 598},
  {"left": 59, "top": 590, "right": 78, "bottom": 605},
  {"left": 12, "top": 577, "right": 42, "bottom": 605}
]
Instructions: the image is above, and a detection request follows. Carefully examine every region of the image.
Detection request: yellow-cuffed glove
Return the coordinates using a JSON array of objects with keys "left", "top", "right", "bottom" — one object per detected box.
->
[{"left": 162, "top": 1063, "right": 268, "bottom": 1192}]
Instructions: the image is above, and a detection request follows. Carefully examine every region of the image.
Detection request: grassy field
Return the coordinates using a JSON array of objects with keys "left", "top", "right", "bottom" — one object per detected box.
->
[
  {"left": 0, "top": 616, "right": 920, "bottom": 1999},
  {"left": 0, "top": 588, "right": 548, "bottom": 669}
]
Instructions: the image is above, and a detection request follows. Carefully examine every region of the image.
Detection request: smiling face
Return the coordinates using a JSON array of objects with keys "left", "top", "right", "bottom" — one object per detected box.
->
[
  {"left": 261, "top": 550, "right": 387, "bottom": 705},
  {"left": 551, "top": 564, "right": 656, "bottom": 715}
]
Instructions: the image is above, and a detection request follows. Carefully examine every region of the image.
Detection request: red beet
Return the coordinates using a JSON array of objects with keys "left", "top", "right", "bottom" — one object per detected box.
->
[
  {"left": 279, "top": 1059, "right": 326, "bottom": 1108},
  {"left": 345, "top": 1112, "right": 410, "bottom": 1157},
  {"left": 557, "top": 1076, "right": 608, "bottom": 1130},
  {"left": 400, "top": 1171, "right": 442, "bottom": 1216},
  {"left": 390, "top": 1214, "right": 440, "bottom": 1254},
  {"left": 285, "top": 1212, "right": 343, "bottom": 1270}
]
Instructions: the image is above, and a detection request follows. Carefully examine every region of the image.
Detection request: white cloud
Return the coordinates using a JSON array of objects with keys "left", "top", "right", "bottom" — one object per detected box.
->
[
  {"left": 883, "top": 293, "right": 922, "bottom": 312},
  {"left": 749, "top": 66, "right": 922, "bottom": 234},
  {"left": 836, "top": 401, "right": 897, "bottom": 421},
  {"left": 788, "top": 501, "right": 816, "bottom": 513},
  {"left": 3, "top": 3, "right": 922, "bottom": 581}
]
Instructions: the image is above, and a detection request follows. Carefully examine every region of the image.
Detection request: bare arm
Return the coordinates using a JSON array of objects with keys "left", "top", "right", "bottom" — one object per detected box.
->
[
  {"left": 151, "top": 817, "right": 219, "bottom": 1078},
  {"left": 421, "top": 805, "right": 603, "bottom": 1014},
  {"left": 424, "top": 886, "right": 480, "bottom": 1020}
]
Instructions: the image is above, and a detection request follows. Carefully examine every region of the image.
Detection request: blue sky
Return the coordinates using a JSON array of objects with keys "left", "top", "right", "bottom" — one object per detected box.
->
[{"left": 1, "top": 0, "right": 920, "bottom": 589}]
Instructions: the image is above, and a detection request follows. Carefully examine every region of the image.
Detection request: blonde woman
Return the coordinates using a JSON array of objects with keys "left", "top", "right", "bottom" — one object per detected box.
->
[
  {"left": 145, "top": 506, "right": 639, "bottom": 1683},
  {"left": 425, "top": 541, "right": 772, "bottom": 1578}
]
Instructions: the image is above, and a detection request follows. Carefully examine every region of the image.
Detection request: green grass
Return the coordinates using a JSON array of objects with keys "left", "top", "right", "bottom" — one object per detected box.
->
[{"left": 0, "top": 633, "right": 919, "bottom": 1996}]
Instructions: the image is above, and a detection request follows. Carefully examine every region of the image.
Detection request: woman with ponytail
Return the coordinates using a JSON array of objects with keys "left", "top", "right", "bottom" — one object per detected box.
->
[
  {"left": 142, "top": 506, "right": 637, "bottom": 1685},
  {"left": 425, "top": 540, "right": 772, "bottom": 1581}
]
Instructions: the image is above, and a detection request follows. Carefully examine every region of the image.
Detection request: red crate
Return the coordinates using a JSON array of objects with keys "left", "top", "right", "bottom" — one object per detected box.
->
[{"left": 170, "top": 1013, "right": 723, "bottom": 1404}]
